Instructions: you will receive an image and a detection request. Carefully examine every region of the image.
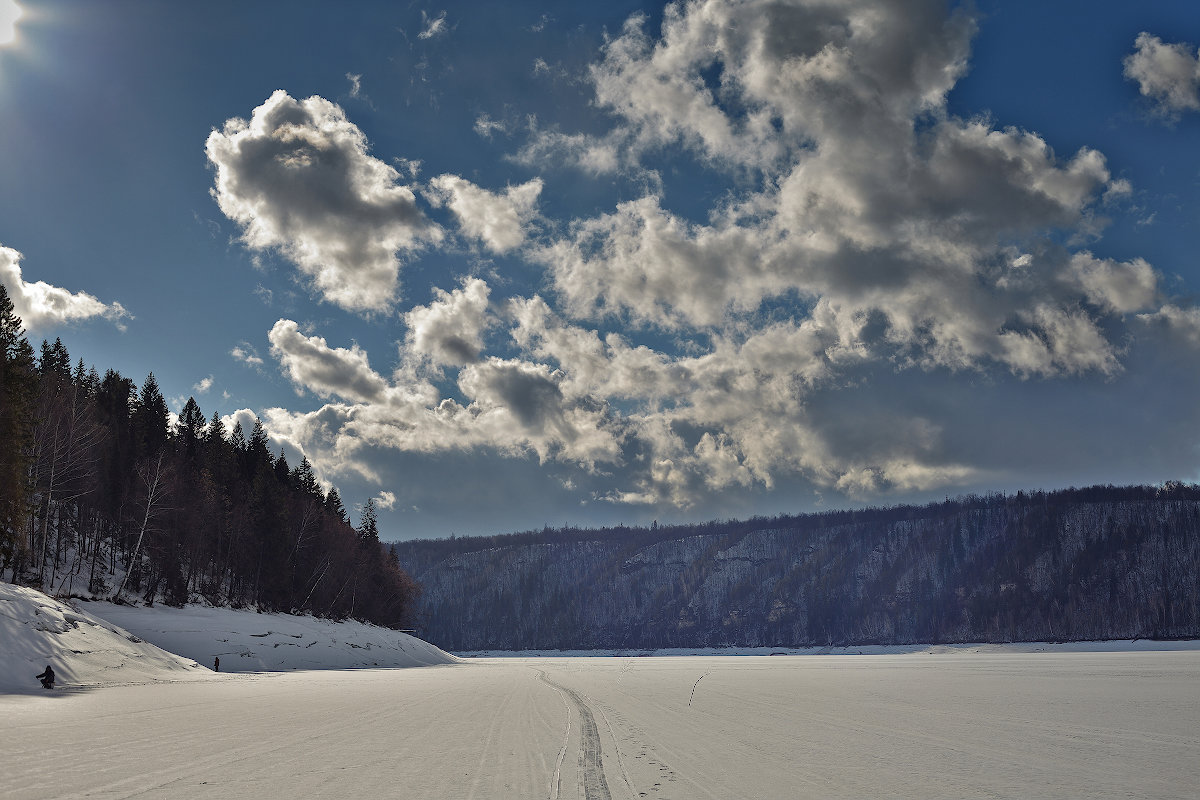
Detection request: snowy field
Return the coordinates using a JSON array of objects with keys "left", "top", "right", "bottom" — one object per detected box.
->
[
  {"left": 7, "top": 652, "right": 1200, "bottom": 799},
  {"left": 4, "top": 583, "right": 1200, "bottom": 799}
]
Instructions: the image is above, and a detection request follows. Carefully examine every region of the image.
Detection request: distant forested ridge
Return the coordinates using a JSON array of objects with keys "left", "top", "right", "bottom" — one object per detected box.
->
[
  {"left": 395, "top": 485, "right": 1200, "bottom": 650},
  {"left": 0, "top": 285, "right": 417, "bottom": 627}
]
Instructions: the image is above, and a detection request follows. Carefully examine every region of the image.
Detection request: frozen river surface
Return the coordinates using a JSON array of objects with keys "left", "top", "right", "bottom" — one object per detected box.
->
[{"left": 6, "top": 651, "right": 1199, "bottom": 799}]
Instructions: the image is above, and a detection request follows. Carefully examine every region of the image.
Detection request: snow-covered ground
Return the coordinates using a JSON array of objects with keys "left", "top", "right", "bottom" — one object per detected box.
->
[
  {"left": 0, "top": 582, "right": 210, "bottom": 692},
  {"left": 0, "top": 582, "right": 455, "bottom": 694},
  {"left": 4, "top": 582, "right": 1200, "bottom": 799},
  {"left": 6, "top": 651, "right": 1200, "bottom": 799},
  {"left": 91, "top": 598, "right": 455, "bottom": 673}
]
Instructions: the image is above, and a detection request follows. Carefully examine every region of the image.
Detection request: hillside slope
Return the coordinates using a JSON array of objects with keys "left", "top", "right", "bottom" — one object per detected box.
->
[{"left": 396, "top": 487, "right": 1200, "bottom": 651}]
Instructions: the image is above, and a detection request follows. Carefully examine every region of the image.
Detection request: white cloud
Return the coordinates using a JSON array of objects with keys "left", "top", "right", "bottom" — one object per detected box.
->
[
  {"left": 247, "top": 2, "right": 1200, "bottom": 513},
  {"left": 426, "top": 175, "right": 542, "bottom": 253},
  {"left": 376, "top": 490, "right": 397, "bottom": 510},
  {"left": 346, "top": 72, "right": 362, "bottom": 98},
  {"left": 403, "top": 278, "right": 493, "bottom": 366},
  {"left": 0, "top": 244, "right": 130, "bottom": 331},
  {"left": 1068, "top": 252, "right": 1159, "bottom": 314},
  {"left": 535, "top": 0, "right": 1121, "bottom": 386},
  {"left": 193, "top": 375, "right": 214, "bottom": 394},
  {"left": 1139, "top": 304, "right": 1200, "bottom": 346},
  {"left": 1124, "top": 32, "right": 1200, "bottom": 115},
  {"left": 206, "top": 90, "right": 440, "bottom": 313},
  {"left": 473, "top": 113, "right": 507, "bottom": 139},
  {"left": 514, "top": 126, "right": 621, "bottom": 175},
  {"left": 418, "top": 10, "right": 448, "bottom": 40},
  {"left": 230, "top": 343, "right": 264, "bottom": 367},
  {"left": 268, "top": 319, "right": 389, "bottom": 403}
]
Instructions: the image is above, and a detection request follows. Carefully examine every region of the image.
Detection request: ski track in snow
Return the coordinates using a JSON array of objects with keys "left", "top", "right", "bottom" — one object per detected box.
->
[
  {"left": 538, "top": 671, "right": 612, "bottom": 800},
  {"left": 537, "top": 670, "right": 573, "bottom": 800}
]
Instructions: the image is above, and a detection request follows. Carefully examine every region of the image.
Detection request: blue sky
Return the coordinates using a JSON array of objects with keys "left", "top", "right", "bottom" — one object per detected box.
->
[{"left": 3, "top": 0, "right": 1200, "bottom": 541}]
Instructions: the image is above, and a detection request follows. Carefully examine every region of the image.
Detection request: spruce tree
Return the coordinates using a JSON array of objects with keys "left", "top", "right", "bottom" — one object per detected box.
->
[
  {"left": 176, "top": 397, "right": 205, "bottom": 463},
  {"left": 359, "top": 497, "right": 380, "bottom": 546},
  {"left": 247, "top": 417, "right": 271, "bottom": 476},
  {"left": 292, "top": 456, "right": 321, "bottom": 500},
  {"left": 324, "top": 487, "right": 347, "bottom": 523},
  {"left": 132, "top": 373, "right": 169, "bottom": 456}
]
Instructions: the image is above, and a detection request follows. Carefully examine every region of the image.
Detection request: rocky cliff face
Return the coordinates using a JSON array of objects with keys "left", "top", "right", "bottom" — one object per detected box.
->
[{"left": 395, "top": 490, "right": 1200, "bottom": 651}]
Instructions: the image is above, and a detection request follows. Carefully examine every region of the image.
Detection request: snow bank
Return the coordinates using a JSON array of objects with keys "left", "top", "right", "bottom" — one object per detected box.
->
[
  {"left": 87, "top": 598, "right": 457, "bottom": 673},
  {"left": 0, "top": 582, "right": 208, "bottom": 694},
  {"left": 0, "top": 582, "right": 456, "bottom": 694}
]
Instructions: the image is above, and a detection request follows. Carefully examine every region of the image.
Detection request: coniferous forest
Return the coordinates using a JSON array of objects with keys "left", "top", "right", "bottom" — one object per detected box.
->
[{"left": 0, "top": 285, "right": 418, "bottom": 628}]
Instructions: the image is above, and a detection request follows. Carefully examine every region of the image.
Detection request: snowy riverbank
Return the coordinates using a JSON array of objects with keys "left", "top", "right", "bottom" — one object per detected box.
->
[
  {"left": 459, "top": 639, "right": 1200, "bottom": 658},
  {"left": 0, "top": 582, "right": 455, "bottom": 694}
]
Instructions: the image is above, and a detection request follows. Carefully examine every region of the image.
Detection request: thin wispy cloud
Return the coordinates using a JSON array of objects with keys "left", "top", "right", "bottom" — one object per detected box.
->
[
  {"left": 418, "top": 10, "right": 448, "bottom": 40},
  {"left": 230, "top": 343, "right": 264, "bottom": 367}
]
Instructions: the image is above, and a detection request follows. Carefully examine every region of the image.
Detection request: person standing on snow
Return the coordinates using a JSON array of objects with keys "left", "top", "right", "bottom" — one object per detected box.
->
[{"left": 35, "top": 664, "right": 54, "bottom": 689}]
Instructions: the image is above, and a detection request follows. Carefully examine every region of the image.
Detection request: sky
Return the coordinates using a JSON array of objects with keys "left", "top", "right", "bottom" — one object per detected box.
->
[{"left": 3, "top": 0, "right": 1200, "bottom": 541}]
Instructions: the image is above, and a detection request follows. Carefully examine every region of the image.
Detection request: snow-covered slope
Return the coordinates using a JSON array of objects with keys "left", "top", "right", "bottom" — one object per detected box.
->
[
  {"left": 0, "top": 582, "right": 208, "bottom": 694},
  {"left": 90, "top": 598, "right": 456, "bottom": 673},
  {"left": 0, "top": 582, "right": 456, "bottom": 694}
]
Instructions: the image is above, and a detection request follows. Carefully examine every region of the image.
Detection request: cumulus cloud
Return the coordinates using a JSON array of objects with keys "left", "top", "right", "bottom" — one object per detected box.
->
[
  {"left": 1124, "top": 32, "right": 1200, "bottom": 115},
  {"left": 426, "top": 175, "right": 542, "bottom": 253},
  {"left": 268, "top": 319, "right": 389, "bottom": 403},
  {"left": 403, "top": 278, "right": 493, "bottom": 366},
  {"left": 193, "top": 375, "right": 214, "bottom": 394},
  {"left": 206, "top": 90, "right": 440, "bottom": 313},
  {"left": 1068, "top": 252, "right": 1159, "bottom": 314},
  {"left": 0, "top": 244, "right": 129, "bottom": 331},
  {"left": 532, "top": 0, "right": 1124, "bottom": 387},
  {"left": 516, "top": 0, "right": 1164, "bottom": 503},
  {"left": 248, "top": 1, "right": 1200, "bottom": 514}
]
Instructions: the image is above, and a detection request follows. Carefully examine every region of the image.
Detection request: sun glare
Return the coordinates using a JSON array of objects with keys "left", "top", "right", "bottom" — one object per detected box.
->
[{"left": 0, "top": 0, "right": 23, "bottom": 46}]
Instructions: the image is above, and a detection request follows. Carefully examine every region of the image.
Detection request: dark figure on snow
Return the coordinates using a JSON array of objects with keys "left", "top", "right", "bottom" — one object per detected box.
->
[
  {"left": 213, "top": 656, "right": 219, "bottom": 672},
  {"left": 35, "top": 665, "right": 54, "bottom": 689}
]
